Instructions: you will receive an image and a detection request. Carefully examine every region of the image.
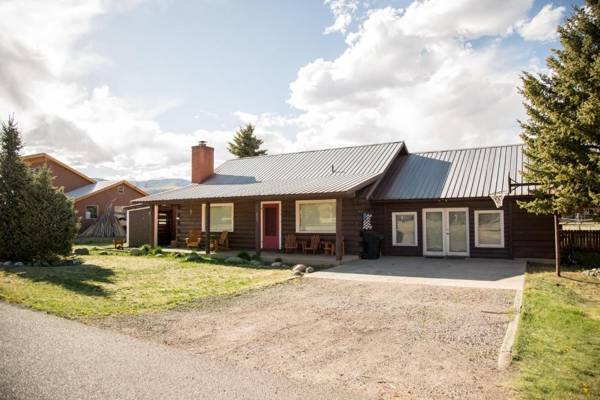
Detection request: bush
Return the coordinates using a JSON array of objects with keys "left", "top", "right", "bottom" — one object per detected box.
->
[
  {"left": 250, "top": 254, "right": 262, "bottom": 262},
  {"left": 573, "top": 251, "right": 600, "bottom": 268},
  {"left": 139, "top": 244, "right": 152, "bottom": 255},
  {"left": 149, "top": 247, "right": 163, "bottom": 256},
  {"left": 236, "top": 251, "right": 251, "bottom": 261},
  {"left": 274, "top": 257, "right": 282, "bottom": 262}
]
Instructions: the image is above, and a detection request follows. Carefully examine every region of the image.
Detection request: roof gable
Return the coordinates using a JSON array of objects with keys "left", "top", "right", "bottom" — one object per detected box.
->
[
  {"left": 66, "top": 180, "right": 148, "bottom": 201},
  {"left": 23, "top": 153, "right": 96, "bottom": 185}
]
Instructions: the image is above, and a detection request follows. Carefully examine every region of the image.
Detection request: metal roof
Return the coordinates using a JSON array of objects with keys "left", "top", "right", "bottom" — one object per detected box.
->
[
  {"left": 66, "top": 181, "right": 120, "bottom": 199},
  {"left": 373, "top": 144, "right": 530, "bottom": 200},
  {"left": 135, "top": 141, "right": 405, "bottom": 202}
]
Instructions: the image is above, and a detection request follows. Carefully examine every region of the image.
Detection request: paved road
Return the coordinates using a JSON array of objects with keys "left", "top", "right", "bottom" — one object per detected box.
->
[{"left": 0, "top": 302, "right": 356, "bottom": 400}]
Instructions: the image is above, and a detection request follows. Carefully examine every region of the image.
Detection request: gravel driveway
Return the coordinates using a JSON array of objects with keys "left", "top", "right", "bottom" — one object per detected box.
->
[{"left": 99, "top": 279, "right": 514, "bottom": 399}]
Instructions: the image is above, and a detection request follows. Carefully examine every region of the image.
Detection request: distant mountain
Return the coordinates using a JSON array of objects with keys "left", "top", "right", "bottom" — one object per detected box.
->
[{"left": 132, "top": 179, "right": 189, "bottom": 195}]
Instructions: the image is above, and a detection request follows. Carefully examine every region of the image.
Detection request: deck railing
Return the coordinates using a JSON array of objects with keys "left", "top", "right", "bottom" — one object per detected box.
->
[{"left": 560, "top": 230, "right": 600, "bottom": 251}]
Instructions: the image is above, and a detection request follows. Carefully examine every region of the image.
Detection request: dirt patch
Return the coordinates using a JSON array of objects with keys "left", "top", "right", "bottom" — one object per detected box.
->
[{"left": 97, "top": 279, "right": 514, "bottom": 399}]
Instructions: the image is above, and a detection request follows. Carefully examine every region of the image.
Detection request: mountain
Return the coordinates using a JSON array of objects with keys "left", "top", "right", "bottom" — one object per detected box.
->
[{"left": 132, "top": 179, "right": 189, "bottom": 195}]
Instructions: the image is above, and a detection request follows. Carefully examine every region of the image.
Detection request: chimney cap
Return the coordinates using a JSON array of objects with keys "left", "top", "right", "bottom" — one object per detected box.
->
[{"left": 198, "top": 140, "right": 207, "bottom": 147}]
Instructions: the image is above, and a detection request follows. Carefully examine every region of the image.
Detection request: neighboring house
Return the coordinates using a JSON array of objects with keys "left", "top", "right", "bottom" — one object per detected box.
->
[
  {"left": 128, "top": 141, "right": 555, "bottom": 260},
  {"left": 23, "top": 153, "right": 147, "bottom": 233}
]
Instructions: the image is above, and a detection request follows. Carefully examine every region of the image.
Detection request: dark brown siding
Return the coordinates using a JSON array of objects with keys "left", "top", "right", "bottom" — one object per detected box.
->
[
  {"left": 128, "top": 207, "right": 152, "bottom": 247},
  {"left": 511, "top": 200, "right": 555, "bottom": 258},
  {"left": 174, "top": 195, "right": 370, "bottom": 255},
  {"left": 25, "top": 157, "right": 92, "bottom": 193},
  {"left": 76, "top": 185, "right": 143, "bottom": 232}
]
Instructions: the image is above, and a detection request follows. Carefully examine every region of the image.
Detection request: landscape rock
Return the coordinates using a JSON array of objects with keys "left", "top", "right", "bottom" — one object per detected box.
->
[
  {"left": 186, "top": 254, "right": 201, "bottom": 262},
  {"left": 98, "top": 251, "right": 109, "bottom": 255},
  {"left": 173, "top": 252, "right": 183, "bottom": 258},
  {"left": 3, "top": 261, "right": 12, "bottom": 267},
  {"left": 250, "top": 260, "right": 263, "bottom": 266},
  {"left": 72, "top": 259, "right": 82, "bottom": 265},
  {"left": 271, "top": 262, "right": 283, "bottom": 268},
  {"left": 155, "top": 253, "right": 164, "bottom": 258},
  {"left": 293, "top": 270, "right": 304, "bottom": 276},
  {"left": 129, "top": 248, "right": 142, "bottom": 256},
  {"left": 13, "top": 262, "right": 24, "bottom": 267},
  {"left": 225, "top": 256, "right": 244, "bottom": 264},
  {"left": 583, "top": 268, "right": 600, "bottom": 279},
  {"left": 305, "top": 266, "right": 315, "bottom": 274},
  {"left": 73, "top": 248, "right": 90, "bottom": 256},
  {"left": 292, "top": 264, "right": 307, "bottom": 273}
]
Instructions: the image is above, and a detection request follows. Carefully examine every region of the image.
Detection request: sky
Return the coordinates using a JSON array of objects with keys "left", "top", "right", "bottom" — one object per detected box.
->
[{"left": 0, "top": 0, "right": 583, "bottom": 180}]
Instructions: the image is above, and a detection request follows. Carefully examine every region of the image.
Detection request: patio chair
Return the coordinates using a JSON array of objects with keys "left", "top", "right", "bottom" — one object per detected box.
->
[
  {"left": 210, "top": 231, "right": 229, "bottom": 251},
  {"left": 185, "top": 230, "right": 200, "bottom": 249},
  {"left": 302, "top": 234, "right": 321, "bottom": 254},
  {"left": 284, "top": 234, "right": 298, "bottom": 253}
]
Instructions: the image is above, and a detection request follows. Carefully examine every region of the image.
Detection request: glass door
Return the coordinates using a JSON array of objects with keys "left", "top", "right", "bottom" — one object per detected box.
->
[{"left": 423, "top": 208, "right": 469, "bottom": 256}]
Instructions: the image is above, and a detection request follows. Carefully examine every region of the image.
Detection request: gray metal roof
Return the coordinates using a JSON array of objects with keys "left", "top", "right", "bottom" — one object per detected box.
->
[
  {"left": 373, "top": 144, "right": 530, "bottom": 200},
  {"left": 136, "top": 141, "right": 405, "bottom": 202},
  {"left": 66, "top": 181, "right": 120, "bottom": 199}
]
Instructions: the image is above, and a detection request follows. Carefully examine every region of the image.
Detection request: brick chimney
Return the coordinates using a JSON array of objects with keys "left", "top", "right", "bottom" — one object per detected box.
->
[{"left": 191, "top": 141, "right": 214, "bottom": 183}]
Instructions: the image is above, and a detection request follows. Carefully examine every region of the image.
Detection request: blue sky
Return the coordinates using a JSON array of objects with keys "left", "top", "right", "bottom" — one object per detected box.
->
[{"left": 0, "top": 0, "right": 583, "bottom": 180}]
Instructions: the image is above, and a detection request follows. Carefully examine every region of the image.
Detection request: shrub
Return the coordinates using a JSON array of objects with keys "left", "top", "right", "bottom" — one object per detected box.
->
[
  {"left": 139, "top": 244, "right": 152, "bottom": 255},
  {"left": 274, "top": 257, "right": 282, "bottom": 262},
  {"left": 236, "top": 251, "right": 251, "bottom": 261},
  {"left": 149, "top": 247, "right": 163, "bottom": 256},
  {"left": 251, "top": 254, "right": 262, "bottom": 262}
]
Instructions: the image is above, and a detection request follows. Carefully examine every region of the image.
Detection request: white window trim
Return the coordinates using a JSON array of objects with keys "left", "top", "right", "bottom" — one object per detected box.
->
[
  {"left": 260, "top": 201, "right": 282, "bottom": 250},
  {"left": 474, "top": 210, "right": 504, "bottom": 248},
  {"left": 85, "top": 205, "right": 98, "bottom": 220},
  {"left": 201, "top": 203, "right": 235, "bottom": 232},
  {"left": 391, "top": 212, "right": 418, "bottom": 247},
  {"left": 295, "top": 199, "right": 337, "bottom": 234}
]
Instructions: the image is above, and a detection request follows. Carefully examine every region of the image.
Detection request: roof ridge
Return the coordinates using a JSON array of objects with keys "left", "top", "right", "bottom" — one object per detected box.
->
[
  {"left": 414, "top": 143, "right": 523, "bottom": 155},
  {"left": 219, "top": 141, "right": 405, "bottom": 163}
]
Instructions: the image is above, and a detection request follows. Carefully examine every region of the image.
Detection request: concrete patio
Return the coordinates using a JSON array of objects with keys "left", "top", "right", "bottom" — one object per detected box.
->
[{"left": 307, "top": 256, "right": 526, "bottom": 290}]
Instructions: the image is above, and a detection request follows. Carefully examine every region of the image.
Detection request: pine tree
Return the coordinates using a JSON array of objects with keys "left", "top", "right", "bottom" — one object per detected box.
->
[
  {"left": 0, "top": 116, "right": 35, "bottom": 261},
  {"left": 519, "top": 1, "right": 600, "bottom": 216},
  {"left": 227, "top": 124, "right": 267, "bottom": 158},
  {"left": 30, "top": 166, "right": 77, "bottom": 260}
]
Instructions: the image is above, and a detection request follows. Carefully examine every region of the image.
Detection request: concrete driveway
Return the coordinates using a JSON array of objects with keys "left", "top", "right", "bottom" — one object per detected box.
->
[{"left": 308, "top": 256, "right": 525, "bottom": 290}]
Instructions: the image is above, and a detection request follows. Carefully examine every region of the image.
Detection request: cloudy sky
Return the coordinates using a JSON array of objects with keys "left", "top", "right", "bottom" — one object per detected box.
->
[{"left": 1, "top": 0, "right": 580, "bottom": 180}]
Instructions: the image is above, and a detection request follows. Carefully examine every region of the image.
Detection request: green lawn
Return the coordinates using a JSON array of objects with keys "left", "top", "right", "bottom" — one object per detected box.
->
[
  {"left": 512, "top": 263, "right": 600, "bottom": 399},
  {"left": 0, "top": 254, "right": 290, "bottom": 320}
]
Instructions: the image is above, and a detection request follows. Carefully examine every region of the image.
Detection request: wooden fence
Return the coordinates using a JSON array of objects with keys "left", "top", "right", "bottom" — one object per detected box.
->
[{"left": 560, "top": 230, "right": 600, "bottom": 251}]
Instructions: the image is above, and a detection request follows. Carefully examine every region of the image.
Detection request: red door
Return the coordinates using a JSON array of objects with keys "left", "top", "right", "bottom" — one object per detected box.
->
[{"left": 262, "top": 203, "right": 279, "bottom": 250}]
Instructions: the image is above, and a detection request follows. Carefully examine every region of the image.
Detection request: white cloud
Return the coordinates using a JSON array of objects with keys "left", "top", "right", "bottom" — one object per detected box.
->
[
  {"left": 324, "top": 0, "right": 361, "bottom": 34},
  {"left": 517, "top": 4, "right": 565, "bottom": 41}
]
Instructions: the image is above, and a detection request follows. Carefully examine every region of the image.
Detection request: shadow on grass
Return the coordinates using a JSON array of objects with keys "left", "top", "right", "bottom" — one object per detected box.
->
[{"left": 1, "top": 263, "right": 115, "bottom": 297}]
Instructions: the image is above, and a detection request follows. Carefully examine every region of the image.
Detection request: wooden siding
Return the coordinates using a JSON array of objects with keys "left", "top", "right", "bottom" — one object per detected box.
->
[
  {"left": 174, "top": 195, "right": 370, "bottom": 255},
  {"left": 561, "top": 230, "right": 600, "bottom": 252},
  {"left": 511, "top": 201, "right": 555, "bottom": 258},
  {"left": 127, "top": 207, "right": 151, "bottom": 247},
  {"left": 75, "top": 184, "right": 143, "bottom": 232}
]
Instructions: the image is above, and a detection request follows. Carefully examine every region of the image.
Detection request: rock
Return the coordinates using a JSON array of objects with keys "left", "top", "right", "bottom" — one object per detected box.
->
[
  {"left": 250, "top": 260, "right": 262, "bottom": 266},
  {"left": 225, "top": 256, "right": 244, "bottom": 264},
  {"left": 72, "top": 259, "right": 82, "bottom": 265},
  {"left": 98, "top": 251, "right": 109, "bottom": 255},
  {"left": 305, "top": 266, "right": 315, "bottom": 274},
  {"left": 292, "top": 264, "right": 307, "bottom": 273},
  {"left": 155, "top": 253, "right": 164, "bottom": 257},
  {"left": 173, "top": 252, "right": 183, "bottom": 258},
  {"left": 3, "top": 261, "right": 12, "bottom": 267},
  {"left": 13, "top": 262, "right": 24, "bottom": 267},
  {"left": 583, "top": 268, "right": 600, "bottom": 279},
  {"left": 186, "top": 254, "right": 201, "bottom": 262},
  {"left": 129, "top": 248, "right": 142, "bottom": 256},
  {"left": 271, "top": 261, "right": 283, "bottom": 268},
  {"left": 293, "top": 270, "right": 304, "bottom": 276},
  {"left": 73, "top": 248, "right": 90, "bottom": 256}
]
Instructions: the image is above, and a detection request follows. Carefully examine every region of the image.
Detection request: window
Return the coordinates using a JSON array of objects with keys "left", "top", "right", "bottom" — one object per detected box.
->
[
  {"left": 392, "top": 212, "right": 418, "bottom": 246},
  {"left": 85, "top": 205, "right": 98, "bottom": 219},
  {"left": 117, "top": 185, "right": 125, "bottom": 193},
  {"left": 475, "top": 210, "right": 504, "bottom": 248},
  {"left": 296, "top": 200, "right": 336, "bottom": 233},
  {"left": 202, "top": 203, "right": 234, "bottom": 232}
]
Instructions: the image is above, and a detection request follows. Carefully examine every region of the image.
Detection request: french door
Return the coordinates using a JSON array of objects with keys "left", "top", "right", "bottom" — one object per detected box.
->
[{"left": 422, "top": 208, "right": 469, "bottom": 257}]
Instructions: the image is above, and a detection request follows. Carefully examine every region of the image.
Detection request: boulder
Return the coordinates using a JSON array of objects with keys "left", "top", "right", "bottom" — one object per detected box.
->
[
  {"left": 73, "top": 248, "right": 90, "bottom": 256},
  {"left": 72, "top": 259, "right": 83, "bottom": 265},
  {"left": 2, "top": 261, "right": 12, "bottom": 267},
  {"left": 292, "top": 264, "right": 307, "bottom": 273},
  {"left": 129, "top": 248, "right": 142, "bottom": 256},
  {"left": 305, "top": 266, "right": 315, "bottom": 274},
  {"left": 13, "top": 262, "right": 24, "bottom": 267},
  {"left": 271, "top": 261, "right": 283, "bottom": 268},
  {"left": 293, "top": 270, "right": 304, "bottom": 276},
  {"left": 225, "top": 256, "right": 244, "bottom": 264},
  {"left": 250, "top": 260, "right": 263, "bottom": 266},
  {"left": 155, "top": 253, "right": 164, "bottom": 257}
]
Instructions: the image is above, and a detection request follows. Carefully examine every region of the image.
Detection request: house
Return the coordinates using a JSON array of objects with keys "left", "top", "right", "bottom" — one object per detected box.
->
[
  {"left": 23, "top": 153, "right": 147, "bottom": 233},
  {"left": 128, "top": 141, "right": 555, "bottom": 260}
]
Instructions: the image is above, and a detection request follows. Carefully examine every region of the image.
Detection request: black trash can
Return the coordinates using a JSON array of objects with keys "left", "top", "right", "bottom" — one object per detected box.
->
[{"left": 361, "top": 230, "right": 384, "bottom": 259}]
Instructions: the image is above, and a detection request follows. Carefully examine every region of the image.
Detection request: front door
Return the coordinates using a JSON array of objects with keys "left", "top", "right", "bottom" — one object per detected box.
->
[
  {"left": 423, "top": 208, "right": 469, "bottom": 257},
  {"left": 262, "top": 203, "right": 279, "bottom": 250}
]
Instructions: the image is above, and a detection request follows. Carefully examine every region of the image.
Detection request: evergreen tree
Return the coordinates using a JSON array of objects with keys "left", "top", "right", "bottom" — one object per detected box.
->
[
  {"left": 30, "top": 166, "right": 77, "bottom": 260},
  {"left": 519, "top": 1, "right": 600, "bottom": 215},
  {"left": 0, "top": 116, "right": 35, "bottom": 261},
  {"left": 227, "top": 124, "right": 267, "bottom": 158}
]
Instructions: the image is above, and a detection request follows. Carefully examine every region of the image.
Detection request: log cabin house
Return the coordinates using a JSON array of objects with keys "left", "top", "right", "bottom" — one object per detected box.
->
[{"left": 127, "top": 141, "right": 555, "bottom": 261}]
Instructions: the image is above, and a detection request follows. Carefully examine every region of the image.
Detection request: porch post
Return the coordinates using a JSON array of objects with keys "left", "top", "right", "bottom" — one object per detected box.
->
[
  {"left": 205, "top": 202, "right": 211, "bottom": 255},
  {"left": 335, "top": 198, "right": 343, "bottom": 261},
  {"left": 152, "top": 204, "right": 158, "bottom": 247},
  {"left": 554, "top": 213, "right": 561, "bottom": 277},
  {"left": 255, "top": 201, "right": 261, "bottom": 256},
  {"left": 171, "top": 205, "right": 178, "bottom": 246}
]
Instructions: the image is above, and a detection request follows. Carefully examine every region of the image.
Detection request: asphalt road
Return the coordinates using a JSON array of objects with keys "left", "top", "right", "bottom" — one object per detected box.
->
[{"left": 0, "top": 302, "right": 356, "bottom": 400}]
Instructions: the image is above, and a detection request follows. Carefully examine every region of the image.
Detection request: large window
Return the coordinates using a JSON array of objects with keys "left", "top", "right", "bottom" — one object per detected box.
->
[
  {"left": 475, "top": 210, "right": 504, "bottom": 248},
  {"left": 296, "top": 200, "right": 336, "bottom": 233},
  {"left": 85, "top": 205, "right": 98, "bottom": 220},
  {"left": 392, "top": 212, "right": 418, "bottom": 246},
  {"left": 202, "top": 203, "right": 234, "bottom": 232}
]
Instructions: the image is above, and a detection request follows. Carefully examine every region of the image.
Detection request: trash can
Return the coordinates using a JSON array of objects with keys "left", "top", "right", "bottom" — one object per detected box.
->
[{"left": 361, "top": 230, "right": 383, "bottom": 259}]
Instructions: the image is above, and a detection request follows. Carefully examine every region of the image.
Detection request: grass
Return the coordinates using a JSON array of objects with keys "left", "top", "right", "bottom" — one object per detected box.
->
[
  {"left": 0, "top": 253, "right": 290, "bottom": 320},
  {"left": 512, "top": 263, "right": 600, "bottom": 399}
]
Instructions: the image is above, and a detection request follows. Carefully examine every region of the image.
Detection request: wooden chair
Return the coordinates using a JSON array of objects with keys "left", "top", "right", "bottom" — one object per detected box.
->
[
  {"left": 185, "top": 230, "right": 200, "bottom": 249},
  {"left": 113, "top": 239, "right": 125, "bottom": 250},
  {"left": 302, "top": 234, "right": 321, "bottom": 254},
  {"left": 284, "top": 234, "right": 298, "bottom": 253},
  {"left": 210, "top": 231, "right": 229, "bottom": 251}
]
